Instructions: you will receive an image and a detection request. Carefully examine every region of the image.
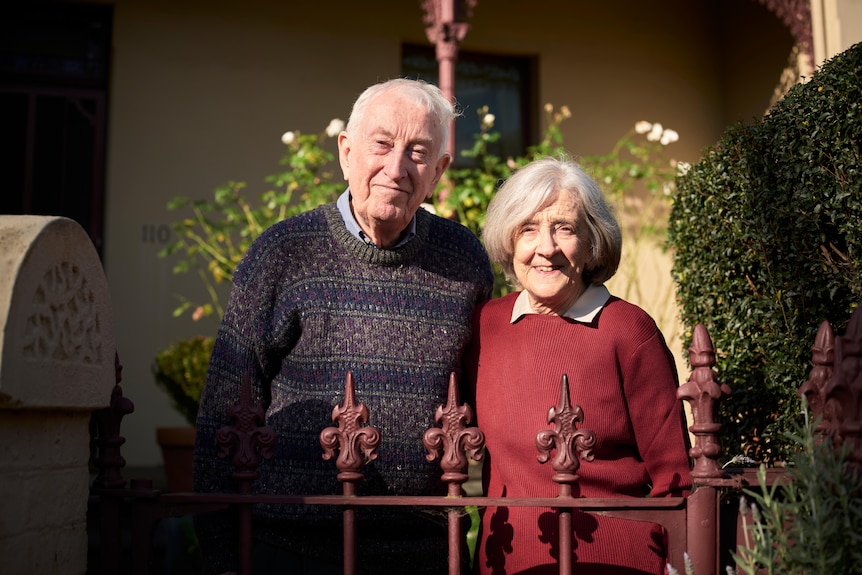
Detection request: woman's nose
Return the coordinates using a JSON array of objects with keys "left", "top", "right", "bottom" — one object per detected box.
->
[{"left": 535, "top": 228, "right": 558, "bottom": 256}]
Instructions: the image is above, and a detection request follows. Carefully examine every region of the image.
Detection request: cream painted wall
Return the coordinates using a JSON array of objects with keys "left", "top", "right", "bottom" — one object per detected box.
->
[
  {"left": 812, "top": 0, "right": 862, "bottom": 65},
  {"left": 102, "top": 0, "right": 798, "bottom": 466}
]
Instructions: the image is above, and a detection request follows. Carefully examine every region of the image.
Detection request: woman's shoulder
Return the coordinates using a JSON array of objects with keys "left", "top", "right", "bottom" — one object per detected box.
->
[
  {"left": 475, "top": 292, "right": 519, "bottom": 319},
  {"left": 601, "top": 295, "right": 663, "bottom": 341}
]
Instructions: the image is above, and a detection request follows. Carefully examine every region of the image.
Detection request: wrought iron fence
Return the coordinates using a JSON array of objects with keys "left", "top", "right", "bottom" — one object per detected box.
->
[{"left": 90, "top": 307, "right": 862, "bottom": 575}]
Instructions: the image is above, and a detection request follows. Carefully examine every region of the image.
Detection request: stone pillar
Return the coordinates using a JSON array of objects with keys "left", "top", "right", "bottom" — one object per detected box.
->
[{"left": 0, "top": 216, "right": 116, "bottom": 574}]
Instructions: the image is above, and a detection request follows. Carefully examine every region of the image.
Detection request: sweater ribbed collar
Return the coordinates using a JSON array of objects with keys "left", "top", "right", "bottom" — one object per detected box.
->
[{"left": 323, "top": 201, "right": 430, "bottom": 267}]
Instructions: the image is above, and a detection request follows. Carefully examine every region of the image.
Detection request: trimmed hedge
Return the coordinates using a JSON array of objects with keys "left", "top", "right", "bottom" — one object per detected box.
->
[{"left": 668, "top": 43, "right": 862, "bottom": 463}]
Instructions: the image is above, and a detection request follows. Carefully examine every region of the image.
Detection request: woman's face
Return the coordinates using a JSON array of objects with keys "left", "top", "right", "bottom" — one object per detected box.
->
[{"left": 512, "top": 191, "right": 593, "bottom": 315}]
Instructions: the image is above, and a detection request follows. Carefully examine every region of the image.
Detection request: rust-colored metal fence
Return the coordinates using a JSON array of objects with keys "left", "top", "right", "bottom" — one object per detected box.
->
[{"left": 89, "top": 307, "right": 862, "bottom": 575}]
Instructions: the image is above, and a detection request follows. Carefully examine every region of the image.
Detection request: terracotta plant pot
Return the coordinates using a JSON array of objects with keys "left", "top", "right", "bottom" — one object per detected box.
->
[{"left": 156, "top": 426, "right": 196, "bottom": 492}]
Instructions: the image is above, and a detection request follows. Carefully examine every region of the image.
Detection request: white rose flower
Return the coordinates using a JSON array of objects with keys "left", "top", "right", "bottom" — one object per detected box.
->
[
  {"left": 660, "top": 129, "right": 679, "bottom": 145},
  {"left": 325, "top": 118, "right": 345, "bottom": 138},
  {"left": 281, "top": 131, "right": 296, "bottom": 145},
  {"left": 635, "top": 121, "right": 652, "bottom": 134},
  {"left": 647, "top": 123, "right": 664, "bottom": 142}
]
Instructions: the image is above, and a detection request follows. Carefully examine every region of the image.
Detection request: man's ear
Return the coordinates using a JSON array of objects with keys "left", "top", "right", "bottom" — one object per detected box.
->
[
  {"left": 337, "top": 131, "right": 351, "bottom": 181},
  {"left": 428, "top": 153, "right": 452, "bottom": 198}
]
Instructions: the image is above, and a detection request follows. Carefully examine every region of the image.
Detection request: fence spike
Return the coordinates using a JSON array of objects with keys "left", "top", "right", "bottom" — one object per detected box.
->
[
  {"left": 535, "top": 374, "right": 596, "bottom": 492},
  {"left": 92, "top": 353, "right": 134, "bottom": 489},
  {"left": 320, "top": 371, "right": 381, "bottom": 484},
  {"left": 423, "top": 372, "right": 485, "bottom": 496},
  {"left": 799, "top": 319, "right": 835, "bottom": 434},
  {"left": 677, "top": 324, "right": 731, "bottom": 479},
  {"left": 216, "top": 373, "right": 276, "bottom": 492},
  {"left": 822, "top": 304, "right": 862, "bottom": 471}
]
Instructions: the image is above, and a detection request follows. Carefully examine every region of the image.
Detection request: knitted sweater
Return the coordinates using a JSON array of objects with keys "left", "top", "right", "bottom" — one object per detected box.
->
[
  {"left": 193, "top": 201, "right": 493, "bottom": 574},
  {"left": 465, "top": 292, "right": 692, "bottom": 575}
]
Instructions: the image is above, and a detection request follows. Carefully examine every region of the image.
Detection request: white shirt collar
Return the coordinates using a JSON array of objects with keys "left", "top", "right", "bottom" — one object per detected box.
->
[{"left": 510, "top": 284, "right": 611, "bottom": 324}]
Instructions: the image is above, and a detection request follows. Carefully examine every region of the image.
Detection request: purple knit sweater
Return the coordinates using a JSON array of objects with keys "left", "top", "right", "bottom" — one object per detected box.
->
[{"left": 194, "top": 201, "right": 493, "bottom": 574}]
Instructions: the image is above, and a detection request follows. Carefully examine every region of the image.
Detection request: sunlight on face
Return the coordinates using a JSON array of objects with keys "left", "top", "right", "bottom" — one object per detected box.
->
[
  {"left": 337, "top": 89, "right": 449, "bottom": 247},
  {"left": 512, "top": 192, "right": 593, "bottom": 315}
]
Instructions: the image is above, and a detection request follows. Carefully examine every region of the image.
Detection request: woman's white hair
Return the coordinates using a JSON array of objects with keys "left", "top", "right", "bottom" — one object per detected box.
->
[{"left": 483, "top": 156, "right": 622, "bottom": 287}]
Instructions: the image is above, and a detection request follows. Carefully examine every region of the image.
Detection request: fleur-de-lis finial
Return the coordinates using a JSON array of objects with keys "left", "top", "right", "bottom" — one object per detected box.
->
[
  {"left": 424, "top": 372, "right": 485, "bottom": 495},
  {"left": 822, "top": 305, "right": 862, "bottom": 470},
  {"left": 677, "top": 324, "right": 731, "bottom": 479},
  {"left": 798, "top": 320, "right": 835, "bottom": 434},
  {"left": 216, "top": 373, "right": 276, "bottom": 492},
  {"left": 535, "top": 374, "right": 596, "bottom": 490},
  {"left": 320, "top": 371, "right": 381, "bottom": 484}
]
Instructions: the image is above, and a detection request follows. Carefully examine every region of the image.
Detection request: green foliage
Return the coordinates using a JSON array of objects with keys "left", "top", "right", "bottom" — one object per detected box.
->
[
  {"left": 152, "top": 335, "right": 215, "bottom": 426},
  {"left": 160, "top": 107, "right": 681, "bottom": 316},
  {"left": 437, "top": 104, "right": 681, "bottom": 297},
  {"left": 159, "top": 124, "right": 343, "bottom": 320},
  {"left": 668, "top": 43, "right": 862, "bottom": 463},
  {"left": 733, "top": 404, "right": 862, "bottom": 575}
]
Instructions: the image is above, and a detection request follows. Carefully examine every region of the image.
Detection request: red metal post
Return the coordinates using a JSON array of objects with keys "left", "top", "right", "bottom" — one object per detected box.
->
[
  {"left": 422, "top": 1, "right": 474, "bottom": 158},
  {"left": 677, "top": 324, "right": 734, "bottom": 575},
  {"left": 216, "top": 373, "right": 276, "bottom": 575},
  {"left": 535, "top": 374, "right": 597, "bottom": 575},
  {"left": 91, "top": 356, "right": 134, "bottom": 574},
  {"left": 423, "top": 372, "right": 486, "bottom": 575},
  {"left": 320, "top": 371, "right": 381, "bottom": 575},
  {"left": 798, "top": 319, "right": 835, "bottom": 433},
  {"left": 800, "top": 304, "right": 862, "bottom": 473}
]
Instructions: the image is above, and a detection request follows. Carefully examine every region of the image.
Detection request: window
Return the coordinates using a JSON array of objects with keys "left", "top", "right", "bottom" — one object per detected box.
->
[
  {"left": 0, "top": 4, "right": 112, "bottom": 254},
  {"left": 402, "top": 44, "right": 536, "bottom": 168}
]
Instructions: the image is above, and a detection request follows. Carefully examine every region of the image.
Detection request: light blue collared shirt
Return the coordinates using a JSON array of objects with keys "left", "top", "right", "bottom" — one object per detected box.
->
[
  {"left": 336, "top": 189, "right": 416, "bottom": 248},
  {"left": 510, "top": 284, "right": 612, "bottom": 324}
]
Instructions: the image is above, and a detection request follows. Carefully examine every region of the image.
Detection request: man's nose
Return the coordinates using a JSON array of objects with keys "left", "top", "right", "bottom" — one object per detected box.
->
[{"left": 383, "top": 150, "right": 409, "bottom": 180}]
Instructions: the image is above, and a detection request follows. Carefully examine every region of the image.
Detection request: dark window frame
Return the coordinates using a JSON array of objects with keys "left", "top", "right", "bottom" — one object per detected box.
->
[{"left": 401, "top": 44, "right": 537, "bottom": 168}]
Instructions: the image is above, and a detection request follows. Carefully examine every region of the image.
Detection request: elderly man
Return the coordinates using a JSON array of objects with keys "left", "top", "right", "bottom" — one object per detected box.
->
[{"left": 194, "top": 78, "right": 494, "bottom": 575}]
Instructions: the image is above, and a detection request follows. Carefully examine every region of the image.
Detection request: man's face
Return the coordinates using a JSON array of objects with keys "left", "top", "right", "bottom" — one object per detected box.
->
[{"left": 337, "top": 89, "right": 450, "bottom": 247}]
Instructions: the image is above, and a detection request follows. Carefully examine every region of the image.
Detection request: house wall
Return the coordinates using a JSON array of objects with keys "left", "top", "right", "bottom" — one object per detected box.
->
[{"left": 99, "top": 0, "right": 796, "bottom": 466}]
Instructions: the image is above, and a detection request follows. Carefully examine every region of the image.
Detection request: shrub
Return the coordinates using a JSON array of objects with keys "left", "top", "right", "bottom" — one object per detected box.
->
[
  {"left": 152, "top": 335, "right": 215, "bottom": 426},
  {"left": 733, "top": 402, "right": 862, "bottom": 575},
  {"left": 668, "top": 43, "right": 862, "bottom": 464}
]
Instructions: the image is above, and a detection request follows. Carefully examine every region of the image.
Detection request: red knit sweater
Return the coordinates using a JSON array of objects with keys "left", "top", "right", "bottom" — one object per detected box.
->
[{"left": 465, "top": 292, "right": 692, "bottom": 575}]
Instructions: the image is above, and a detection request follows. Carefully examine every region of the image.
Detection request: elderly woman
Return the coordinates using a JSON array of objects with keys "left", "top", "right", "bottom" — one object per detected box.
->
[{"left": 465, "top": 157, "right": 691, "bottom": 575}]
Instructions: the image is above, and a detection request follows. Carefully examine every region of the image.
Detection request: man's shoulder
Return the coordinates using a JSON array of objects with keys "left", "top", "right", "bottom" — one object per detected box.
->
[
  {"left": 422, "top": 210, "right": 485, "bottom": 256},
  {"left": 233, "top": 204, "right": 332, "bottom": 286}
]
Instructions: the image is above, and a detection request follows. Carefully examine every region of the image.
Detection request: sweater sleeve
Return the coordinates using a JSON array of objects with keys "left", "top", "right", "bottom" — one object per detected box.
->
[
  {"left": 192, "top": 228, "right": 300, "bottom": 575},
  {"left": 620, "top": 320, "right": 692, "bottom": 498}
]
